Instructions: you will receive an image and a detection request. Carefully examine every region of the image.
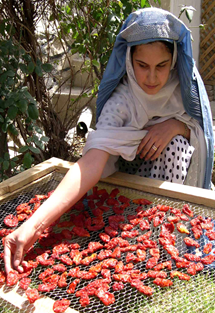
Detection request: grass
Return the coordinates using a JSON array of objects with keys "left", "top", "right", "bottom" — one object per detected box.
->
[{"left": 129, "top": 271, "right": 215, "bottom": 313}]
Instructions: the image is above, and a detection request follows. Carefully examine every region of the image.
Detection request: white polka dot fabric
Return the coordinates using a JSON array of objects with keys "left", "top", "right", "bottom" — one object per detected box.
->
[{"left": 119, "top": 135, "right": 194, "bottom": 184}]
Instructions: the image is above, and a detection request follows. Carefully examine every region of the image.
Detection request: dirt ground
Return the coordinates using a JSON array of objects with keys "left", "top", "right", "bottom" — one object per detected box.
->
[{"left": 69, "top": 135, "right": 86, "bottom": 162}]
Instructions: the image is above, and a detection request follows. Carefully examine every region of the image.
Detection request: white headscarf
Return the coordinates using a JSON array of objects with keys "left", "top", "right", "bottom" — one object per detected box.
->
[{"left": 125, "top": 44, "right": 185, "bottom": 123}]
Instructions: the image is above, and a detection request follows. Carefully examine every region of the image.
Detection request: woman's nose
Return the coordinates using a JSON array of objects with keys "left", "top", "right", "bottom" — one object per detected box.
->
[{"left": 147, "top": 69, "right": 157, "bottom": 83}]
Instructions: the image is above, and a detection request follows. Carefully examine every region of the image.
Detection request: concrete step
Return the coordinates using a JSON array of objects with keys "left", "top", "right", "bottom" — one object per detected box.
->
[{"left": 61, "top": 56, "right": 96, "bottom": 89}]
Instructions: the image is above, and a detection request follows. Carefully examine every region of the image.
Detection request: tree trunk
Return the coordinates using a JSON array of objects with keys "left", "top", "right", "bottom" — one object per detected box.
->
[{"left": 0, "top": 129, "right": 10, "bottom": 180}]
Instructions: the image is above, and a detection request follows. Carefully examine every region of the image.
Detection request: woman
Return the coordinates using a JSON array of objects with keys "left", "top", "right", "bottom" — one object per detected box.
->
[
  {"left": 84, "top": 7, "right": 213, "bottom": 189},
  {"left": 4, "top": 7, "right": 213, "bottom": 274}
]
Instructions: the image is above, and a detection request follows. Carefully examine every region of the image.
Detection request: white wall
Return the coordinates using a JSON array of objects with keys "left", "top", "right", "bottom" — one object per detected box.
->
[{"left": 170, "top": 0, "right": 201, "bottom": 68}]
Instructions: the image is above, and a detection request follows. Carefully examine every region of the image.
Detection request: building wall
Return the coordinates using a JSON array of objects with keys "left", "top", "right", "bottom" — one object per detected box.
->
[
  {"left": 158, "top": 0, "right": 201, "bottom": 68},
  {"left": 169, "top": 0, "right": 201, "bottom": 68}
]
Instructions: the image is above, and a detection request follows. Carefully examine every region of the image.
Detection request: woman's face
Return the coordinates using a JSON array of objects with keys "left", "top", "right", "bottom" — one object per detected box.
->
[{"left": 132, "top": 42, "right": 173, "bottom": 95}]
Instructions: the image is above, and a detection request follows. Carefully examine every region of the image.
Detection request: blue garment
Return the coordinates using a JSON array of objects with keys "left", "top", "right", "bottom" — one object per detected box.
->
[{"left": 96, "top": 8, "right": 214, "bottom": 189}]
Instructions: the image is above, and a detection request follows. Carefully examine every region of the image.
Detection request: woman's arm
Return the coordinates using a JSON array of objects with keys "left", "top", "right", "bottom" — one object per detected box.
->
[
  {"left": 4, "top": 149, "right": 109, "bottom": 274},
  {"left": 137, "top": 119, "right": 190, "bottom": 161}
]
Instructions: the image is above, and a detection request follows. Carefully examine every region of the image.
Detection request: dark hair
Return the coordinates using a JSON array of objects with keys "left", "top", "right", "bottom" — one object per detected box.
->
[{"left": 131, "top": 41, "right": 174, "bottom": 56}]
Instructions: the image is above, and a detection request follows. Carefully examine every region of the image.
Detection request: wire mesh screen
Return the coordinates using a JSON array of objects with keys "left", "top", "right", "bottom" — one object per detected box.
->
[{"left": 0, "top": 171, "right": 215, "bottom": 313}]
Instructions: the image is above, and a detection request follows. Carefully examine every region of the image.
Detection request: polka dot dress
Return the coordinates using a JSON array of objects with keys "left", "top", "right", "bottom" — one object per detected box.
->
[{"left": 119, "top": 135, "right": 194, "bottom": 184}]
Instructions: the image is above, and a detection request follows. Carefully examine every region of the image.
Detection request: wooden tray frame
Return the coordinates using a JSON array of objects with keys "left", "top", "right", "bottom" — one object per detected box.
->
[
  {"left": 0, "top": 157, "right": 215, "bottom": 207},
  {"left": 0, "top": 157, "right": 215, "bottom": 312}
]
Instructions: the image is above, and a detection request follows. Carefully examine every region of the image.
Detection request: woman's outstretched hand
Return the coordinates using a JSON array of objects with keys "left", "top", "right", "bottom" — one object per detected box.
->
[
  {"left": 137, "top": 119, "right": 189, "bottom": 161},
  {"left": 3, "top": 149, "right": 110, "bottom": 275},
  {"left": 4, "top": 220, "right": 42, "bottom": 274}
]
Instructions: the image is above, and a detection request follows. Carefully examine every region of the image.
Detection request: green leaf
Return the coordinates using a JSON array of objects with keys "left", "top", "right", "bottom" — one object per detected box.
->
[
  {"left": 23, "top": 91, "right": 37, "bottom": 105},
  {"left": 7, "top": 105, "right": 18, "bottom": 120},
  {"left": 4, "top": 152, "right": 10, "bottom": 161},
  {"left": 23, "top": 152, "right": 32, "bottom": 169},
  {"left": 3, "top": 160, "right": 9, "bottom": 170},
  {"left": 49, "top": 14, "right": 55, "bottom": 22},
  {"left": 107, "top": 32, "right": 115, "bottom": 44},
  {"left": 0, "top": 22, "right": 5, "bottom": 36},
  {"left": 35, "top": 65, "right": 43, "bottom": 77},
  {"left": 35, "top": 141, "right": 44, "bottom": 150},
  {"left": 26, "top": 137, "right": 32, "bottom": 144},
  {"left": 36, "top": 58, "right": 42, "bottom": 67},
  {"left": 11, "top": 156, "right": 19, "bottom": 162},
  {"left": 41, "top": 63, "right": 53, "bottom": 73},
  {"left": 25, "top": 117, "right": 32, "bottom": 124},
  {"left": 27, "top": 61, "right": 35, "bottom": 73},
  {"left": 32, "top": 134, "right": 40, "bottom": 143},
  {"left": 35, "top": 126, "right": 43, "bottom": 134},
  {"left": 18, "top": 99, "right": 28, "bottom": 113},
  {"left": 41, "top": 136, "right": 49, "bottom": 142},
  {"left": 179, "top": 6, "right": 196, "bottom": 23},
  {"left": 6, "top": 70, "right": 15, "bottom": 77},
  {"left": 123, "top": 2, "right": 132, "bottom": 15},
  {"left": 0, "top": 72, "right": 8, "bottom": 84},
  {"left": 10, "top": 161, "right": 16, "bottom": 169},
  {"left": 7, "top": 78, "right": 15, "bottom": 86},
  {"left": 4, "top": 98, "right": 14, "bottom": 108},
  {"left": 92, "top": 60, "right": 100, "bottom": 68},
  {"left": 141, "top": 0, "right": 146, "bottom": 7},
  {"left": 0, "top": 115, "right": 4, "bottom": 123},
  {"left": 1, "top": 119, "right": 9, "bottom": 132},
  {"left": 28, "top": 103, "right": 39, "bottom": 120},
  {"left": 8, "top": 123, "right": 19, "bottom": 136},
  {"left": 19, "top": 63, "right": 28, "bottom": 73},
  {"left": 23, "top": 54, "right": 31, "bottom": 62},
  {"left": 185, "top": 9, "right": 194, "bottom": 23},
  {"left": 29, "top": 146, "right": 41, "bottom": 154},
  {"left": 19, "top": 146, "right": 29, "bottom": 153},
  {"left": 27, "top": 124, "right": 34, "bottom": 132},
  {"left": 199, "top": 24, "right": 206, "bottom": 30}
]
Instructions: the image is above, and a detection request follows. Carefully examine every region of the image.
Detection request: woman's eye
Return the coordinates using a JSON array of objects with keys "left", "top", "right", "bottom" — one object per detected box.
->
[
  {"left": 139, "top": 63, "right": 147, "bottom": 68},
  {"left": 157, "top": 64, "right": 166, "bottom": 68}
]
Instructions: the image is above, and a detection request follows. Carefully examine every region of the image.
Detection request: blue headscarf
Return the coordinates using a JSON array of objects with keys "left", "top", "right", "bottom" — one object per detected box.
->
[{"left": 96, "top": 8, "right": 214, "bottom": 189}]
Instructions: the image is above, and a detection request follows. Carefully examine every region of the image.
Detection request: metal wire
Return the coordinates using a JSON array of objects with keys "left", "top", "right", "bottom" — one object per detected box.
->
[{"left": 0, "top": 172, "right": 215, "bottom": 313}]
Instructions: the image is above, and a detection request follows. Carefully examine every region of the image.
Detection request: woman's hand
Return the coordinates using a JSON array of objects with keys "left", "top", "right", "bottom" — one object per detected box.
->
[
  {"left": 4, "top": 220, "right": 42, "bottom": 275},
  {"left": 137, "top": 119, "right": 190, "bottom": 161},
  {"left": 4, "top": 149, "right": 109, "bottom": 275}
]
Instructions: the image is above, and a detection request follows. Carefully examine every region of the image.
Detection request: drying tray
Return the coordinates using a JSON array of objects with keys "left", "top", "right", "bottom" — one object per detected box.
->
[{"left": 0, "top": 157, "right": 215, "bottom": 313}]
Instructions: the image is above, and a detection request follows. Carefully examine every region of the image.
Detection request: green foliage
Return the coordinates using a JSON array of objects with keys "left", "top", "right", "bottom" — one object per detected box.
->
[
  {"left": 55, "top": 0, "right": 160, "bottom": 93},
  {"left": 178, "top": 5, "right": 196, "bottom": 23},
  {"left": 0, "top": 0, "right": 163, "bottom": 181},
  {"left": 0, "top": 19, "right": 52, "bottom": 180}
]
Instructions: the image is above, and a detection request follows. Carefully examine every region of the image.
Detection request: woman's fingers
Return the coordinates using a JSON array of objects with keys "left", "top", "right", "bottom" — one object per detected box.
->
[
  {"left": 145, "top": 144, "right": 163, "bottom": 161},
  {"left": 142, "top": 143, "right": 162, "bottom": 161},
  {"left": 3, "top": 237, "right": 22, "bottom": 274},
  {"left": 138, "top": 120, "right": 180, "bottom": 160},
  {"left": 138, "top": 135, "right": 162, "bottom": 159},
  {"left": 4, "top": 239, "right": 13, "bottom": 274},
  {"left": 13, "top": 245, "right": 24, "bottom": 272},
  {"left": 4, "top": 225, "right": 34, "bottom": 274},
  {"left": 137, "top": 136, "right": 150, "bottom": 155}
]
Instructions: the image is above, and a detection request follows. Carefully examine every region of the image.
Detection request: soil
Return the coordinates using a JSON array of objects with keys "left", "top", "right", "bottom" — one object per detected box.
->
[
  {"left": 212, "top": 169, "right": 215, "bottom": 185},
  {"left": 69, "top": 135, "right": 86, "bottom": 162}
]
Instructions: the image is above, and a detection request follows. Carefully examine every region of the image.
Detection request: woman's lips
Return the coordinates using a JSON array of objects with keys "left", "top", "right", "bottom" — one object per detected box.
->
[{"left": 145, "top": 85, "right": 158, "bottom": 89}]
